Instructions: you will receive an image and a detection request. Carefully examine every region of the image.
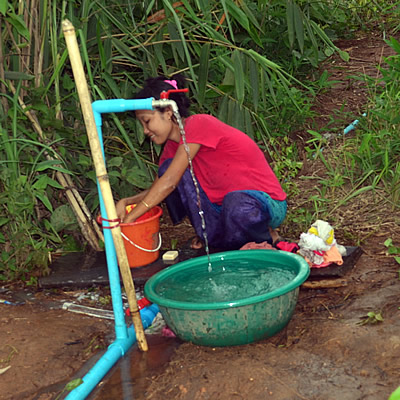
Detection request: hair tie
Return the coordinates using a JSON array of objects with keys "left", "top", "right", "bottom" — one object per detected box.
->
[{"left": 164, "top": 79, "right": 178, "bottom": 89}]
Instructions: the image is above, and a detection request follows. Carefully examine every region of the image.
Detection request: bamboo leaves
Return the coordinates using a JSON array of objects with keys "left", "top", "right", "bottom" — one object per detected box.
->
[
  {"left": 162, "top": 0, "right": 198, "bottom": 91},
  {"left": 248, "top": 57, "right": 259, "bottom": 111},
  {"left": 5, "top": 10, "right": 30, "bottom": 40},
  {"left": 287, "top": 0, "right": 304, "bottom": 53},
  {"left": 309, "top": 20, "right": 349, "bottom": 61},
  {"left": 293, "top": 4, "right": 304, "bottom": 53},
  {"left": 0, "top": 0, "right": 7, "bottom": 15},
  {"left": 287, "top": 1, "right": 295, "bottom": 49},
  {"left": 220, "top": 0, "right": 235, "bottom": 42},
  {"left": 197, "top": 43, "right": 210, "bottom": 105},
  {"left": 233, "top": 50, "right": 244, "bottom": 106},
  {"left": 225, "top": 0, "right": 250, "bottom": 32},
  {"left": 286, "top": 1, "right": 349, "bottom": 65}
]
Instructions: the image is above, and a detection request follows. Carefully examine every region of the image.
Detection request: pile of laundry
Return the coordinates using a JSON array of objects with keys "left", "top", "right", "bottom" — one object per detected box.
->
[
  {"left": 297, "top": 219, "right": 347, "bottom": 268},
  {"left": 240, "top": 219, "right": 347, "bottom": 269}
]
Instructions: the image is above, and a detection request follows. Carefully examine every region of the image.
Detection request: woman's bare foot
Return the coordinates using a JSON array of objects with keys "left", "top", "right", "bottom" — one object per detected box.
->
[
  {"left": 191, "top": 236, "right": 203, "bottom": 249},
  {"left": 269, "top": 227, "right": 281, "bottom": 245}
]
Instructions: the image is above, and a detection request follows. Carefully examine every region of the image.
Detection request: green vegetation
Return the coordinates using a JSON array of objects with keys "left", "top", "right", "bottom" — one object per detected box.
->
[
  {"left": 284, "top": 33, "right": 400, "bottom": 240},
  {"left": 55, "top": 378, "right": 83, "bottom": 400},
  {"left": 0, "top": 0, "right": 400, "bottom": 282},
  {"left": 357, "top": 311, "right": 384, "bottom": 325},
  {"left": 389, "top": 386, "right": 400, "bottom": 400},
  {"left": 384, "top": 238, "right": 400, "bottom": 281},
  {"left": 384, "top": 238, "right": 400, "bottom": 265}
]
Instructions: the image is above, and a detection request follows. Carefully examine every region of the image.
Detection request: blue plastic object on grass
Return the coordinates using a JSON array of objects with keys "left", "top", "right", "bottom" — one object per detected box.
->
[{"left": 343, "top": 113, "right": 367, "bottom": 135}]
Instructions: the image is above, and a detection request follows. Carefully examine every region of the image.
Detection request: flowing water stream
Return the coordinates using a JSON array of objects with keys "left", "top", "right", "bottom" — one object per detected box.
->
[{"left": 173, "top": 110, "right": 212, "bottom": 272}]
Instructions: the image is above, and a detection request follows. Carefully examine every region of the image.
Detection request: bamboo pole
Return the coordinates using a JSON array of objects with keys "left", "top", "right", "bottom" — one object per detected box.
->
[{"left": 62, "top": 19, "right": 148, "bottom": 351}]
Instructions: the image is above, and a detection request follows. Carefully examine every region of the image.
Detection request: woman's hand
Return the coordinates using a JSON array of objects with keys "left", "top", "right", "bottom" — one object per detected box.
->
[
  {"left": 123, "top": 211, "right": 137, "bottom": 224},
  {"left": 116, "top": 192, "right": 148, "bottom": 223},
  {"left": 116, "top": 198, "right": 128, "bottom": 221}
]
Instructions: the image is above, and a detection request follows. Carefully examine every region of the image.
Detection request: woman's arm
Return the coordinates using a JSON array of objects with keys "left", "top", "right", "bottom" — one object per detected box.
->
[
  {"left": 115, "top": 189, "right": 149, "bottom": 220},
  {"left": 122, "top": 142, "right": 201, "bottom": 223}
]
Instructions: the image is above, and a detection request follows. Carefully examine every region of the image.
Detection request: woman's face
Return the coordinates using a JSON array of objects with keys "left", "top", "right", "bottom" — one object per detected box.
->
[{"left": 135, "top": 109, "right": 179, "bottom": 144}]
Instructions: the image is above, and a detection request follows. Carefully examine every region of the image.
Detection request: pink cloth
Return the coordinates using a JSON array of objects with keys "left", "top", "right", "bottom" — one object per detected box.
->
[
  {"left": 275, "top": 241, "right": 299, "bottom": 253},
  {"left": 159, "top": 114, "right": 286, "bottom": 204},
  {"left": 240, "top": 241, "right": 275, "bottom": 250},
  {"left": 240, "top": 240, "right": 299, "bottom": 253},
  {"left": 162, "top": 326, "right": 176, "bottom": 338}
]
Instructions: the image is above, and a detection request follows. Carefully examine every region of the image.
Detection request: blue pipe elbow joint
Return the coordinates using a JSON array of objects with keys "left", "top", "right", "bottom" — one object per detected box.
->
[{"left": 92, "top": 98, "right": 154, "bottom": 126}]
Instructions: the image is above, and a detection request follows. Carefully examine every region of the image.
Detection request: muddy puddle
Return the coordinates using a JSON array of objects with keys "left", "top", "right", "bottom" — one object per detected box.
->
[{"left": 89, "top": 333, "right": 181, "bottom": 399}]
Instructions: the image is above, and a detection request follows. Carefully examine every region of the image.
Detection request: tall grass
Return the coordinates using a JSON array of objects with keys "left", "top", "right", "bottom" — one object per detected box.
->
[
  {"left": 0, "top": 83, "right": 66, "bottom": 282},
  {"left": 333, "top": 37, "right": 400, "bottom": 211},
  {"left": 348, "top": 37, "right": 400, "bottom": 208}
]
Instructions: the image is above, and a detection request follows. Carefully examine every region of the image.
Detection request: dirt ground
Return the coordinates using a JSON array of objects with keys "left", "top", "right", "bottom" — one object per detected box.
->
[
  {"left": 144, "top": 246, "right": 400, "bottom": 400},
  {"left": 1, "top": 32, "right": 400, "bottom": 400}
]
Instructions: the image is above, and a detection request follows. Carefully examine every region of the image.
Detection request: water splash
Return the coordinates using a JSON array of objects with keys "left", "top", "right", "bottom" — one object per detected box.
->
[{"left": 173, "top": 110, "right": 212, "bottom": 272}]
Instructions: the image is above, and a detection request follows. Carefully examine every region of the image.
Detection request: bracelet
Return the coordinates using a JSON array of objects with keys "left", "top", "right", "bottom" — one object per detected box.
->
[{"left": 141, "top": 200, "right": 150, "bottom": 209}]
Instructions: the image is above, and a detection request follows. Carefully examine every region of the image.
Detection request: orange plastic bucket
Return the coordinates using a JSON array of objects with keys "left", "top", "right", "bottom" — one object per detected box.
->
[
  {"left": 121, "top": 205, "right": 163, "bottom": 268},
  {"left": 98, "top": 205, "right": 163, "bottom": 268}
]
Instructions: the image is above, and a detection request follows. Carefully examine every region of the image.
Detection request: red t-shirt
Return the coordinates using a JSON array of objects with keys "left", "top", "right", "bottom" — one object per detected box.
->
[{"left": 159, "top": 114, "right": 286, "bottom": 204}]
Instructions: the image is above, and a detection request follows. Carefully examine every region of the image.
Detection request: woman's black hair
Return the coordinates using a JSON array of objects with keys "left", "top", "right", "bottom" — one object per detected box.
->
[{"left": 134, "top": 74, "right": 190, "bottom": 117}]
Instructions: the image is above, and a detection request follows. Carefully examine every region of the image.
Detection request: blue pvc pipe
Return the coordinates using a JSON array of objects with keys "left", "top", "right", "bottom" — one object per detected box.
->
[
  {"left": 65, "top": 99, "right": 163, "bottom": 399},
  {"left": 93, "top": 115, "right": 128, "bottom": 340},
  {"left": 92, "top": 98, "right": 154, "bottom": 126},
  {"left": 65, "top": 304, "right": 160, "bottom": 400}
]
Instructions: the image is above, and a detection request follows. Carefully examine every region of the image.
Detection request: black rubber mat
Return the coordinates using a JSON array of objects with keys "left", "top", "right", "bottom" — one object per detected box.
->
[
  {"left": 39, "top": 244, "right": 362, "bottom": 289},
  {"left": 308, "top": 246, "right": 363, "bottom": 278},
  {"left": 39, "top": 247, "right": 201, "bottom": 289}
]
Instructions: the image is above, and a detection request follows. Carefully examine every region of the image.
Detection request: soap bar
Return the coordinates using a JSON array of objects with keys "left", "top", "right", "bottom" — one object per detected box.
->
[{"left": 162, "top": 250, "right": 179, "bottom": 261}]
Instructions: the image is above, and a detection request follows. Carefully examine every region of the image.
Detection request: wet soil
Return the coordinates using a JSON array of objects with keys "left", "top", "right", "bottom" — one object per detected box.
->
[{"left": 1, "top": 32, "right": 400, "bottom": 400}]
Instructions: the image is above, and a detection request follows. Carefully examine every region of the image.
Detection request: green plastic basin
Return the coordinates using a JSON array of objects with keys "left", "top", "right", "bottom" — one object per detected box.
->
[{"left": 144, "top": 249, "right": 310, "bottom": 347}]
